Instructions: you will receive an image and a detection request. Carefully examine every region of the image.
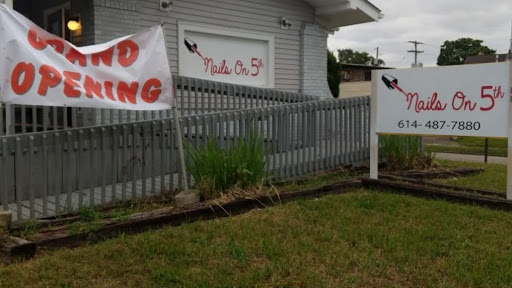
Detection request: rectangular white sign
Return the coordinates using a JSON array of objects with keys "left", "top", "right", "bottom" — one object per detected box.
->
[
  {"left": 178, "top": 23, "right": 274, "bottom": 88},
  {"left": 376, "top": 62, "right": 510, "bottom": 138},
  {"left": 0, "top": 4, "right": 173, "bottom": 110}
]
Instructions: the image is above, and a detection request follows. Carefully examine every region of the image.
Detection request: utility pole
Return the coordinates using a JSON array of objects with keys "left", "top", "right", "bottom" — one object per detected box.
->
[
  {"left": 509, "top": 20, "right": 512, "bottom": 60},
  {"left": 374, "top": 47, "right": 379, "bottom": 65},
  {"left": 408, "top": 41, "right": 424, "bottom": 67},
  {"left": 408, "top": 41, "right": 424, "bottom": 152}
]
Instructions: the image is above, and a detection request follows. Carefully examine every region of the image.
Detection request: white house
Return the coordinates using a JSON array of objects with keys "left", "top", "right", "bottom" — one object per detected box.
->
[{"left": 2, "top": 0, "right": 381, "bottom": 99}]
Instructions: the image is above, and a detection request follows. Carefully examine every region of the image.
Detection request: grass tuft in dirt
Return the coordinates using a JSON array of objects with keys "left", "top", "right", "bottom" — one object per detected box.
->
[
  {"left": 380, "top": 135, "right": 437, "bottom": 170},
  {"left": 185, "top": 133, "right": 267, "bottom": 199}
]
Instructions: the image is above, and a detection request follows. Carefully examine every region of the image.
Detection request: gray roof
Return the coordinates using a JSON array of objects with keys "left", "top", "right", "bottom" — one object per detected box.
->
[{"left": 464, "top": 54, "right": 508, "bottom": 64}]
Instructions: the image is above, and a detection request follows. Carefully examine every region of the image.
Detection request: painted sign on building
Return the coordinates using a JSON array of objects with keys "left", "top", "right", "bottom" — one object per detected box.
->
[
  {"left": 375, "top": 62, "right": 510, "bottom": 138},
  {"left": 0, "top": 4, "right": 173, "bottom": 110},
  {"left": 178, "top": 23, "right": 275, "bottom": 88}
]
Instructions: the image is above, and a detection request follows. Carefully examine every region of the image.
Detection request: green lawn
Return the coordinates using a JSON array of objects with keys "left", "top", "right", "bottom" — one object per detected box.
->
[
  {"left": 434, "top": 160, "right": 506, "bottom": 193},
  {"left": 455, "top": 137, "right": 507, "bottom": 148},
  {"left": 425, "top": 137, "right": 507, "bottom": 157},
  {"left": 3, "top": 189, "right": 512, "bottom": 287},
  {"left": 425, "top": 145, "right": 507, "bottom": 157}
]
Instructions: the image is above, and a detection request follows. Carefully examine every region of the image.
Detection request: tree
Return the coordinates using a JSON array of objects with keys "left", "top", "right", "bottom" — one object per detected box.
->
[
  {"left": 337, "top": 49, "right": 385, "bottom": 66},
  {"left": 437, "top": 38, "right": 496, "bottom": 66},
  {"left": 327, "top": 50, "right": 340, "bottom": 98}
]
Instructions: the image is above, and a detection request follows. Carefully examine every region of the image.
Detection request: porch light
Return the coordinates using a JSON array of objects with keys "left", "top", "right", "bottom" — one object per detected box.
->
[{"left": 67, "top": 16, "right": 81, "bottom": 31}]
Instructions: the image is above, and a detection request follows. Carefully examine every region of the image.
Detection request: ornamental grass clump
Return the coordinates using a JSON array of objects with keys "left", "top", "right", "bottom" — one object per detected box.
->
[
  {"left": 185, "top": 133, "right": 267, "bottom": 200},
  {"left": 380, "top": 135, "right": 435, "bottom": 171}
]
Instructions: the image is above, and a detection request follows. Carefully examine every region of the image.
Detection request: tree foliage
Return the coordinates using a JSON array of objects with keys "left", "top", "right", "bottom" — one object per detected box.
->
[
  {"left": 337, "top": 49, "right": 385, "bottom": 66},
  {"left": 327, "top": 50, "right": 340, "bottom": 98},
  {"left": 437, "top": 38, "right": 496, "bottom": 66}
]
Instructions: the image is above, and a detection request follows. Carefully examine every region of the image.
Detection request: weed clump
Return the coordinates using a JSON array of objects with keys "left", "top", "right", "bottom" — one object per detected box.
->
[
  {"left": 380, "top": 135, "right": 436, "bottom": 171},
  {"left": 185, "top": 133, "right": 267, "bottom": 200}
]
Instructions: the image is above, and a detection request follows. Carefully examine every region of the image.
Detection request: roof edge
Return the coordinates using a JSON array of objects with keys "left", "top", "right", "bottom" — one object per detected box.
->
[{"left": 308, "top": 0, "right": 381, "bottom": 29}]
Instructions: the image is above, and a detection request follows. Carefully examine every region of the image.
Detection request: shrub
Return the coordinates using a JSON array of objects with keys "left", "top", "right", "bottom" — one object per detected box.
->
[{"left": 185, "top": 133, "right": 267, "bottom": 199}]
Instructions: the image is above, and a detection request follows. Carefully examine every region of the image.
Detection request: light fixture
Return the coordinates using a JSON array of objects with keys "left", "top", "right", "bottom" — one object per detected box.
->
[
  {"left": 281, "top": 17, "right": 291, "bottom": 29},
  {"left": 67, "top": 15, "right": 81, "bottom": 31},
  {"left": 160, "top": 0, "right": 173, "bottom": 12}
]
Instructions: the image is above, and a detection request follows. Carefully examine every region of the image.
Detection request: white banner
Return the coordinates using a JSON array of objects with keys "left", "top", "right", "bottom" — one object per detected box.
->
[
  {"left": 375, "top": 62, "right": 510, "bottom": 138},
  {"left": 0, "top": 4, "right": 173, "bottom": 110}
]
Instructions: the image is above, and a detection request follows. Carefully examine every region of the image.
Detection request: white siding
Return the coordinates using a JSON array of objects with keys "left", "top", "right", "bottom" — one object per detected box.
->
[
  {"left": 91, "top": 0, "right": 330, "bottom": 94},
  {"left": 300, "top": 23, "right": 332, "bottom": 98},
  {"left": 137, "top": 0, "right": 315, "bottom": 93}
]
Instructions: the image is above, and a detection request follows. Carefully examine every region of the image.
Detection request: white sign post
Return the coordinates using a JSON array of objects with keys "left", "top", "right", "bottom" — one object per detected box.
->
[
  {"left": 371, "top": 62, "right": 512, "bottom": 198},
  {"left": 508, "top": 58, "right": 512, "bottom": 199}
]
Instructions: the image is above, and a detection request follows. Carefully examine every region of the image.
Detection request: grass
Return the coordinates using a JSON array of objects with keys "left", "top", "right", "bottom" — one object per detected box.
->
[
  {"left": 277, "top": 167, "right": 359, "bottom": 192},
  {"left": 3, "top": 190, "right": 512, "bottom": 287},
  {"left": 455, "top": 137, "right": 507, "bottom": 148},
  {"left": 379, "top": 135, "right": 421, "bottom": 170},
  {"left": 433, "top": 160, "right": 506, "bottom": 193},
  {"left": 185, "top": 133, "right": 267, "bottom": 199},
  {"left": 425, "top": 137, "right": 507, "bottom": 157},
  {"left": 425, "top": 145, "right": 507, "bottom": 157}
]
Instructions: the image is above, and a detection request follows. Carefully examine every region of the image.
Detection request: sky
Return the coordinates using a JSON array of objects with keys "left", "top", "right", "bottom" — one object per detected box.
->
[{"left": 327, "top": 0, "right": 512, "bottom": 68}]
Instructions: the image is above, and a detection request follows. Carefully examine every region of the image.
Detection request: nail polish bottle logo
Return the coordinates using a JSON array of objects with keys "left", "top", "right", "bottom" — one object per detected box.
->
[
  {"left": 382, "top": 74, "right": 406, "bottom": 96},
  {"left": 184, "top": 37, "right": 205, "bottom": 61}
]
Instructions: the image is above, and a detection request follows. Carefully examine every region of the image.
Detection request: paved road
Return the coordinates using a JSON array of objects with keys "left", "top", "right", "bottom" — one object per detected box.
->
[{"left": 435, "top": 152, "right": 507, "bottom": 165}]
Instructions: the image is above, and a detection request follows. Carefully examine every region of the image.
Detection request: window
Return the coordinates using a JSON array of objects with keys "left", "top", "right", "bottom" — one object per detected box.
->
[
  {"left": 43, "top": 2, "right": 71, "bottom": 41},
  {"left": 364, "top": 71, "right": 371, "bottom": 81}
]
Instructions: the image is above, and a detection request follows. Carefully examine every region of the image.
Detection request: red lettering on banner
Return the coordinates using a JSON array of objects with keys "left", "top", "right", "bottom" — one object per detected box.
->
[
  {"left": 27, "top": 29, "right": 47, "bottom": 50},
  {"left": 63, "top": 71, "right": 82, "bottom": 97},
  {"left": 104, "top": 81, "right": 116, "bottom": 101},
  {"left": 38, "top": 65, "right": 62, "bottom": 96},
  {"left": 117, "top": 40, "right": 139, "bottom": 67},
  {"left": 84, "top": 75, "right": 103, "bottom": 99},
  {"left": 141, "top": 78, "right": 162, "bottom": 103},
  {"left": 25, "top": 29, "right": 143, "bottom": 68},
  {"left": 117, "top": 81, "right": 139, "bottom": 104},
  {"left": 66, "top": 48, "right": 87, "bottom": 67},
  {"left": 11, "top": 62, "right": 35, "bottom": 95},
  {"left": 47, "top": 39, "right": 64, "bottom": 54},
  {"left": 9, "top": 62, "right": 167, "bottom": 105},
  {"left": 91, "top": 46, "right": 114, "bottom": 67}
]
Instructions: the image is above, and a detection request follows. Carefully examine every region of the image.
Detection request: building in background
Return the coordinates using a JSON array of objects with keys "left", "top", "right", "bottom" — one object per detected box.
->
[
  {"left": 338, "top": 63, "right": 391, "bottom": 98},
  {"left": 464, "top": 53, "right": 508, "bottom": 64}
]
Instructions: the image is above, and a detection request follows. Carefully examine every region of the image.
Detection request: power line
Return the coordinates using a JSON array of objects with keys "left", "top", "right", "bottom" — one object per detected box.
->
[{"left": 408, "top": 40, "right": 424, "bottom": 67}]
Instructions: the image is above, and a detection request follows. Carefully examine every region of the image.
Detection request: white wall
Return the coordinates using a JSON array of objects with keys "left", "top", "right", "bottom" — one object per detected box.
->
[
  {"left": 300, "top": 23, "right": 332, "bottom": 98},
  {"left": 93, "top": 0, "right": 324, "bottom": 94}
]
